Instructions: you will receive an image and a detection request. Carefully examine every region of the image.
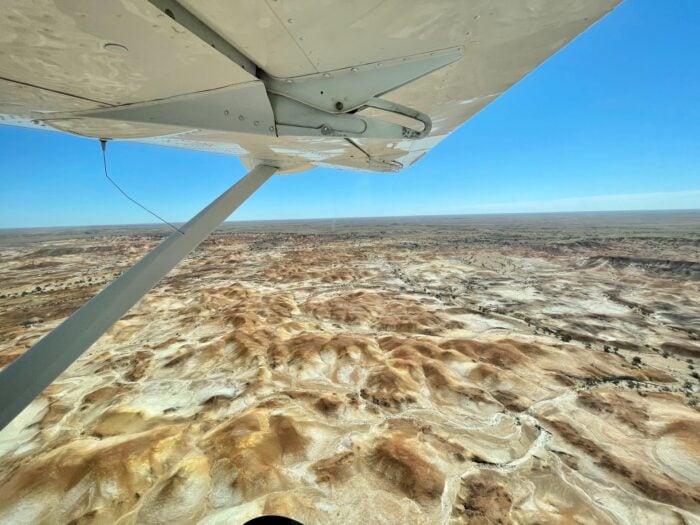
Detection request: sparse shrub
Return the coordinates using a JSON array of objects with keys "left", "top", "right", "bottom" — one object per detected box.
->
[
  {"left": 691, "top": 371, "right": 700, "bottom": 381},
  {"left": 632, "top": 356, "right": 642, "bottom": 366}
]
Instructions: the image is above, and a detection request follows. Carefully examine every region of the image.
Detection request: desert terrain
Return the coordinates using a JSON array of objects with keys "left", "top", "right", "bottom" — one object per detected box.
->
[{"left": 0, "top": 211, "right": 698, "bottom": 524}]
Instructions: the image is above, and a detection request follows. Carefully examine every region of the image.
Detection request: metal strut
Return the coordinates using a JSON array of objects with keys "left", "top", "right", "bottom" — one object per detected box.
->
[{"left": 0, "top": 164, "right": 277, "bottom": 430}]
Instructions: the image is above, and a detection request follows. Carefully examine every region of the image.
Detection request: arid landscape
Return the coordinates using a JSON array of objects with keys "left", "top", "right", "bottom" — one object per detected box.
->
[{"left": 0, "top": 211, "right": 698, "bottom": 525}]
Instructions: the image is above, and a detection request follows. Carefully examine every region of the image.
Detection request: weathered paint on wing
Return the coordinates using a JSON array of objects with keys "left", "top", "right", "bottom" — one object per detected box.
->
[{"left": 0, "top": 0, "right": 620, "bottom": 172}]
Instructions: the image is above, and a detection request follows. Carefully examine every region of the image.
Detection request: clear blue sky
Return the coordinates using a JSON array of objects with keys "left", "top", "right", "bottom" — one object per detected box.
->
[{"left": 1, "top": 0, "right": 698, "bottom": 228}]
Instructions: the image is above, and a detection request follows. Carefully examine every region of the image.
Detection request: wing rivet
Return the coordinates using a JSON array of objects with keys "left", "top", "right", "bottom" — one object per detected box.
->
[
  {"left": 254, "top": 120, "right": 260, "bottom": 126},
  {"left": 238, "top": 115, "right": 245, "bottom": 121},
  {"left": 224, "top": 110, "right": 230, "bottom": 116}
]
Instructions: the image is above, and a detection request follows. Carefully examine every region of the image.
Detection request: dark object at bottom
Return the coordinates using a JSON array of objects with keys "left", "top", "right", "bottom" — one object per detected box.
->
[{"left": 243, "top": 516, "right": 304, "bottom": 525}]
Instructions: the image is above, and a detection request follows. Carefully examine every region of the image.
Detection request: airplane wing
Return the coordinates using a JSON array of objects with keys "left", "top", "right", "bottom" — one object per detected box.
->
[
  {"left": 0, "top": 1, "right": 622, "bottom": 429},
  {"left": 1, "top": 0, "right": 620, "bottom": 174}
]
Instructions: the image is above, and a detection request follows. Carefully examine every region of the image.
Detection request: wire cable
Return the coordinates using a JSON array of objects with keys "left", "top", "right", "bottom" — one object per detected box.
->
[{"left": 100, "top": 139, "right": 184, "bottom": 235}]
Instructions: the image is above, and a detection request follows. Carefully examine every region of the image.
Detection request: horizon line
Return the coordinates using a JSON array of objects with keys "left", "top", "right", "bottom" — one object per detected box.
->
[{"left": 1, "top": 207, "right": 699, "bottom": 232}]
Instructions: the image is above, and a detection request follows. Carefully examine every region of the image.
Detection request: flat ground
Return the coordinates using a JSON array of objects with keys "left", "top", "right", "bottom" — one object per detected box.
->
[{"left": 0, "top": 211, "right": 699, "bottom": 524}]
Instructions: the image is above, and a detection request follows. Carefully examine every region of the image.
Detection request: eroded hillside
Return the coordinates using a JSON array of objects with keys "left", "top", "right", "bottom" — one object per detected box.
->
[{"left": 0, "top": 213, "right": 699, "bottom": 524}]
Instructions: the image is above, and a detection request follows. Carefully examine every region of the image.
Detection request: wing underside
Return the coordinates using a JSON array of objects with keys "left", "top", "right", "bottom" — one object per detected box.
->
[{"left": 0, "top": 0, "right": 620, "bottom": 173}]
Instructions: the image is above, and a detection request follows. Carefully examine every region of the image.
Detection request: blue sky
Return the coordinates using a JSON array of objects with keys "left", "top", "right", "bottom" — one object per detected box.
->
[{"left": 1, "top": 0, "right": 698, "bottom": 228}]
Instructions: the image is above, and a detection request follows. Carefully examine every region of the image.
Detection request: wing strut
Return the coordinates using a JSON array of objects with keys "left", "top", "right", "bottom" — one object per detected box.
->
[{"left": 0, "top": 163, "right": 278, "bottom": 430}]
